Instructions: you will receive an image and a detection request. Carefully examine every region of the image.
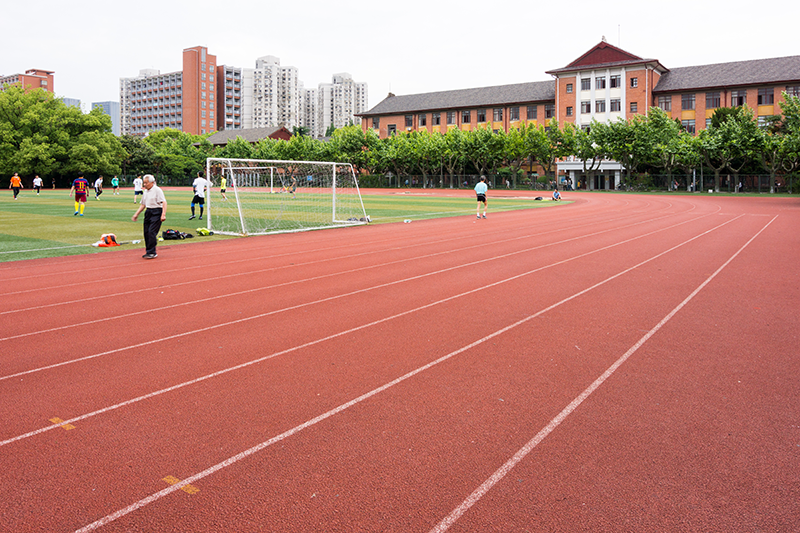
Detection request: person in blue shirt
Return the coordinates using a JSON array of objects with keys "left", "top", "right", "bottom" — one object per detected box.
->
[
  {"left": 552, "top": 189, "right": 561, "bottom": 201},
  {"left": 474, "top": 176, "right": 488, "bottom": 219}
]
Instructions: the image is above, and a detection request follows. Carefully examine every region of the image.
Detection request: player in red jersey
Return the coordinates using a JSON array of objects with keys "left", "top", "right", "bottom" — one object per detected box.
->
[{"left": 69, "top": 174, "right": 90, "bottom": 216}]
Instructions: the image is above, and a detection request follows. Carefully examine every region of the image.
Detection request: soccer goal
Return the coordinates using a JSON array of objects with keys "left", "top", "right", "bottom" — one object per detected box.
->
[{"left": 204, "top": 158, "right": 370, "bottom": 236}]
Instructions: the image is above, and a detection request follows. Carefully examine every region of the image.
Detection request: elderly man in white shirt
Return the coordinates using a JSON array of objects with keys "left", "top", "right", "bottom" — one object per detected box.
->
[{"left": 131, "top": 175, "right": 167, "bottom": 259}]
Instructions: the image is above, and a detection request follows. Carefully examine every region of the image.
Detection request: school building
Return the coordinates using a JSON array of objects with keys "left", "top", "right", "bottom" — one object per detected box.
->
[{"left": 359, "top": 41, "right": 800, "bottom": 189}]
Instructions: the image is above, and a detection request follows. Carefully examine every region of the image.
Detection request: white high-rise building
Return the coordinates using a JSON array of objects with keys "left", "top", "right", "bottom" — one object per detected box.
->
[
  {"left": 216, "top": 55, "right": 368, "bottom": 138},
  {"left": 120, "top": 69, "right": 183, "bottom": 136},
  {"left": 301, "top": 87, "right": 318, "bottom": 137},
  {"left": 317, "top": 73, "right": 368, "bottom": 137}
]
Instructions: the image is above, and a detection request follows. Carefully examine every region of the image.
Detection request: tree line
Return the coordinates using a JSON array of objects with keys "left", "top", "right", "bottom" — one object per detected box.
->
[{"left": 3, "top": 85, "right": 799, "bottom": 192}]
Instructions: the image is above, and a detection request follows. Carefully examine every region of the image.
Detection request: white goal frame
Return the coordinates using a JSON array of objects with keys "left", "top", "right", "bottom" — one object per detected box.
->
[{"left": 204, "top": 158, "right": 369, "bottom": 236}]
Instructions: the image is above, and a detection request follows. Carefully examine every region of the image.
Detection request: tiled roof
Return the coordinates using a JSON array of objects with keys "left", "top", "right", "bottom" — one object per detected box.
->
[
  {"left": 359, "top": 81, "right": 555, "bottom": 117},
  {"left": 546, "top": 58, "right": 666, "bottom": 75},
  {"left": 654, "top": 55, "right": 800, "bottom": 92},
  {"left": 205, "top": 126, "right": 290, "bottom": 145}
]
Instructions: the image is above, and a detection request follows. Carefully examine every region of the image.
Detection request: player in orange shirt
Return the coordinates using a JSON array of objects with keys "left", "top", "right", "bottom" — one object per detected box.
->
[{"left": 9, "top": 173, "right": 23, "bottom": 199}]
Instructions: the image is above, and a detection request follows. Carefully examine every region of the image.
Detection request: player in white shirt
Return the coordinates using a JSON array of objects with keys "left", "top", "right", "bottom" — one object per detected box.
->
[
  {"left": 94, "top": 176, "right": 104, "bottom": 199},
  {"left": 133, "top": 176, "right": 143, "bottom": 203},
  {"left": 189, "top": 171, "right": 209, "bottom": 220}
]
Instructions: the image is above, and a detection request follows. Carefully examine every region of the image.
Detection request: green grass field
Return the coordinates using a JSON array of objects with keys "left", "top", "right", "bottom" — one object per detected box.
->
[{"left": 0, "top": 187, "right": 561, "bottom": 262}]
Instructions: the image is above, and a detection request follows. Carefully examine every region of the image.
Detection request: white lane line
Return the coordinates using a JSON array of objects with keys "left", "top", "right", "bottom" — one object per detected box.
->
[
  {"left": 428, "top": 215, "right": 778, "bottom": 533},
  {"left": 2, "top": 213, "right": 735, "bottom": 450},
  {"left": 0, "top": 203, "right": 697, "bottom": 340},
  {"left": 1, "top": 200, "right": 671, "bottom": 313},
  {"left": 69, "top": 214, "right": 750, "bottom": 532},
  {"left": 1, "top": 209, "right": 719, "bottom": 385}
]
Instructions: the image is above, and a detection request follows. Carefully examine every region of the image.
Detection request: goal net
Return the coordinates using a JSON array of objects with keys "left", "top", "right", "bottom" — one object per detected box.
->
[{"left": 204, "top": 158, "right": 369, "bottom": 236}]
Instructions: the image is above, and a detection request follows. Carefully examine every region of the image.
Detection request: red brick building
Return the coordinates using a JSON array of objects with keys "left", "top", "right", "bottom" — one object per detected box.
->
[
  {"left": 120, "top": 46, "right": 218, "bottom": 136},
  {"left": 0, "top": 69, "right": 55, "bottom": 94},
  {"left": 360, "top": 42, "right": 800, "bottom": 139}
]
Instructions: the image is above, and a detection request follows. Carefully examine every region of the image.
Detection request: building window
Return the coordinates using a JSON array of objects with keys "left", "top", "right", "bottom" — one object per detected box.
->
[
  {"left": 610, "top": 75, "right": 621, "bottom": 88},
  {"left": 610, "top": 99, "right": 621, "bottom": 112},
  {"left": 418, "top": 114, "right": 427, "bottom": 126},
  {"left": 758, "top": 88, "right": 774, "bottom": 105},
  {"left": 658, "top": 95, "right": 671, "bottom": 112},
  {"left": 510, "top": 107, "right": 520, "bottom": 121},
  {"left": 706, "top": 92, "right": 721, "bottom": 109},
  {"left": 566, "top": 106, "right": 573, "bottom": 117},
  {"left": 432, "top": 112, "right": 441, "bottom": 125},
  {"left": 545, "top": 104, "right": 555, "bottom": 119},
  {"left": 787, "top": 86, "right": 800, "bottom": 97},
  {"left": 372, "top": 117, "right": 379, "bottom": 129},
  {"left": 527, "top": 106, "right": 537, "bottom": 120},
  {"left": 706, "top": 118, "right": 712, "bottom": 129},
  {"left": 681, "top": 119, "right": 696, "bottom": 134},
  {"left": 493, "top": 108, "right": 503, "bottom": 121},
  {"left": 462, "top": 110, "right": 472, "bottom": 123},
  {"left": 595, "top": 100, "right": 606, "bottom": 113},
  {"left": 477, "top": 109, "right": 486, "bottom": 122},
  {"left": 447, "top": 111, "right": 456, "bottom": 124},
  {"left": 596, "top": 77, "right": 606, "bottom": 90},
  {"left": 630, "top": 77, "right": 638, "bottom": 88},
  {"left": 566, "top": 83, "right": 573, "bottom": 94},
  {"left": 682, "top": 94, "right": 695, "bottom": 110},
  {"left": 405, "top": 115, "right": 413, "bottom": 128},
  {"left": 581, "top": 78, "right": 591, "bottom": 91},
  {"left": 731, "top": 90, "right": 746, "bottom": 106},
  {"left": 581, "top": 101, "right": 591, "bottom": 114},
  {"left": 387, "top": 124, "right": 397, "bottom": 135},
  {"left": 630, "top": 101, "right": 638, "bottom": 113}
]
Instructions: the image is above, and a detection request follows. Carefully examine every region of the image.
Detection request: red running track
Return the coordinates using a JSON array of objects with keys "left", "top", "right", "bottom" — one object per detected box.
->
[{"left": 1, "top": 193, "right": 798, "bottom": 532}]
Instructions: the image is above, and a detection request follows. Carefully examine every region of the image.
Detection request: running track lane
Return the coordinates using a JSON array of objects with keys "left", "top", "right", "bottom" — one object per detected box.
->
[{"left": 0, "top": 193, "right": 796, "bottom": 530}]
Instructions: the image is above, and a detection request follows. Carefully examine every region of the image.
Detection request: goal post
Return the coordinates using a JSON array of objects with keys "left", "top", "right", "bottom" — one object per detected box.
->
[{"left": 204, "top": 158, "right": 370, "bottom": 236}]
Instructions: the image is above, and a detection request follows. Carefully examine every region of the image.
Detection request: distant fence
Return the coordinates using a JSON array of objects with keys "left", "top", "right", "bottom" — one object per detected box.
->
[{"left": 357, "top": 173, "right": 799, "bottom": 193}]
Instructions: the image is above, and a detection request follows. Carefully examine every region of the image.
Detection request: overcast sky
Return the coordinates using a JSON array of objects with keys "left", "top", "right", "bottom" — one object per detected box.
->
[{"left": 3, "top": 0, "right": 798, "bottom": 113}]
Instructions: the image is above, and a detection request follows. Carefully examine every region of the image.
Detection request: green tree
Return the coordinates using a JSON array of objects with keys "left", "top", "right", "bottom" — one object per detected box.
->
[
  {"left": 120, "top": 135, "right": 157, "bottom": 177},
  {"left": 328, "top": 125, "right": 380, "bottom": 174},
  {"left": 0, "top": 86, "right": 122, "bottom": 182},
  {"left": 701, "top": 106, "right": 760, "bottom": 192},
  {"left": 441, "top": 127, "right": 467, "bottom": 187},
  {"left": 533, "top": 120, "right": 577, "bottom": 181}
]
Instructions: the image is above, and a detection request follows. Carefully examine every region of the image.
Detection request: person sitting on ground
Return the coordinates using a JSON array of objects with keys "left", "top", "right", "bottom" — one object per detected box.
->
[{"left": 552, "top": 189, "right": 561, "bottom": 201}]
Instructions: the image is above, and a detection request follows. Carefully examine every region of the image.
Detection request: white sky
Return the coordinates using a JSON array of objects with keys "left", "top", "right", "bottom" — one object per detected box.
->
[{"left": 3, "top": 0, "right": 798, "bottom": 113}]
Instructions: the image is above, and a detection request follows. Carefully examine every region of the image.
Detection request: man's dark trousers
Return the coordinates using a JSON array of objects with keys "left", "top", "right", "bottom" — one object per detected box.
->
[{"left": 143, "top": 208, "right": 163, "bottom": 255}]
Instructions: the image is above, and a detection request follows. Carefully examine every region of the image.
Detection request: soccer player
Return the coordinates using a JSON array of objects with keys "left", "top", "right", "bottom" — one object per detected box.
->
[
  {"left": 33, "top": 175, "right": 43, "bottom": 195},
  {"left": 220, "top": 175, "right": 228, "bottom": 201},
  {"left": 70, "top": 174, "right": 90, "bottom": 216},
  {"left": 133, "top": 175, "right": 143, "bottom": 203},
  {"left": 189, "top": 171, "right": 208, "bottom": 220},
  {"left": 9, "top": 173, "right": 23, "bottom": 199},
  {"left": 111, "top": 175, "right": 120, "bottom": 195},
  {"left": 474, "top": 176, "right": 488, "bottom": 219},
  {"left": 94, "top": 176, "right": 104, "bottom": 199}
]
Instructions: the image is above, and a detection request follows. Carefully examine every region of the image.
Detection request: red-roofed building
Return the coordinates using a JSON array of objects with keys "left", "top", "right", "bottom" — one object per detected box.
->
[{"left": 0, "top": 69, "right": 55, "bottom": 93}]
